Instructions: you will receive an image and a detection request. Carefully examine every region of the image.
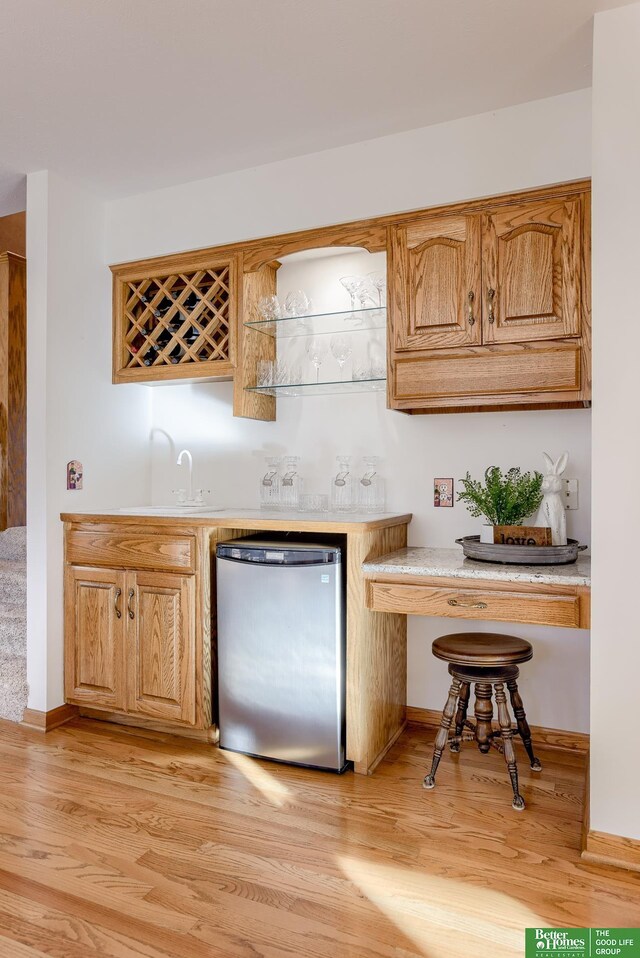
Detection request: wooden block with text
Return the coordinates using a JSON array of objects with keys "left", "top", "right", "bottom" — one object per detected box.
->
[{"left": 493, "top": 525, "right": 552, "bottom": 546}]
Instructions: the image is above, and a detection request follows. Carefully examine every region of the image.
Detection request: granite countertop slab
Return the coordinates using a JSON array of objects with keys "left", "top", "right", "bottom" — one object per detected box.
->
[{"left": 362, "top": 546, "right": 591, "bottom": 587}]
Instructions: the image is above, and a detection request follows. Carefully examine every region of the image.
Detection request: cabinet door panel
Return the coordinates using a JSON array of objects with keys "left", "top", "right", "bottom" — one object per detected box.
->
[
  {"left": 390, "top": 214, "right": 481, "bottom": 351},
  {"left": 65, "top": 567, "right": 126, "bottom": 709},
  {"left": 482, "top": 197, "right": 582, "bottom": 343},
  {"left": 128, "top": 571, "right": 196, "bottom": 724}
]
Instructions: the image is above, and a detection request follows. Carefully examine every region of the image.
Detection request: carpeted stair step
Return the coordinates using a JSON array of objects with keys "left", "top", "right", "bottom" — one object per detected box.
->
[
  {"left": 0, "top": 560, "right": 26, "bottom": 605},
  {"left": 0, "top": 526, "right": 26, "bottom": 562},
  {"left": 0, "top": 653, "right": 28, "bottom": 723}
]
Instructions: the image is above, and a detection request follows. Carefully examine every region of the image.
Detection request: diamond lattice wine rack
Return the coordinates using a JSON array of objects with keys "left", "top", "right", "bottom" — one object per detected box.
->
[{"left": 111, "top": 256, "right": 237, "bottom": 383}]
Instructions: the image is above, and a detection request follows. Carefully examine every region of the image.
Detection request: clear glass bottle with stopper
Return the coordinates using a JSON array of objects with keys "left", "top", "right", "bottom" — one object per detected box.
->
[
  {"left": 260, "top": 456, "right": 281, "bottom": 511},
  {"left": 330, "top": 455, "right": 353, "bottom": 512},
  {"left": 280, "top": 456, "right": 301, "bottom": 512},
  {"left": 358, "top": 456, "right": 385, "bottom": 513}
]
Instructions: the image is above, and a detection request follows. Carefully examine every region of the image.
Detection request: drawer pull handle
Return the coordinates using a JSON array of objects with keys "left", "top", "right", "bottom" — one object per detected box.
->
[
  {"left": 467, "top": 290, "right": 475, "bottom": 326},
  {"left": 114, "top": 588, "right": 122, "bottom": 619},
  {"left": 448, "top": 598, "right": 488, "bottom": 609},
  {"left": 487, "top": 288, "right": 496, "bottom": 324},
  {"left": 128, "top": 588, "right": 135, "bottom": 620}
]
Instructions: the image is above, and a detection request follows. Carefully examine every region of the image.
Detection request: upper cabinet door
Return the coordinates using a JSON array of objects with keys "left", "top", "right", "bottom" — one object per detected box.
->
[
  {"left": 482, "top": 196, "right": 582, "bottom": 344},
  {"left": 390, "top": 213, "right": 482, "bottom": 351},
  {"left": 127, "top": 571, "right": 196, "bottom": 725}
]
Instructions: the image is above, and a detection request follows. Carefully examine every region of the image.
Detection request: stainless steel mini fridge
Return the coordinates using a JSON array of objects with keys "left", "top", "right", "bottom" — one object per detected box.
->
[{"left": 216, "top": 539, "right": 346, "bottom": 772}]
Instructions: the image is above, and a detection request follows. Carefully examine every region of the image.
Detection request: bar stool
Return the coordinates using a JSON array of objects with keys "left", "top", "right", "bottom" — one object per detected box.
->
[{"left": 422, "top": 632, "right": 542, "bottom": 810}]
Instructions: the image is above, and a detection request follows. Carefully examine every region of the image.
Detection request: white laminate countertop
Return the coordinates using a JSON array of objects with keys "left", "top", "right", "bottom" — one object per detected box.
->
[{"left": 362, "top": 546, "right": 591, "bottom": 587}]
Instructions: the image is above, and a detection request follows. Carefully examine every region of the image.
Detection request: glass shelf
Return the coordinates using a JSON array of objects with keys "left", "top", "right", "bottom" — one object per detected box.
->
[
  {"left": 245, "top": 306, "right": 386, "bottom": 339},
  {"left": 246, "top": 378, "right": 386, "bottom": 397}
]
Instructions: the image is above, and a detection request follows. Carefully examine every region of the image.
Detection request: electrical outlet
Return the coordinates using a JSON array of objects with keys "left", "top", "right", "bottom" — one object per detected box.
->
[{"left": 564, "top": 478, "right": 578, "bottom": 510}]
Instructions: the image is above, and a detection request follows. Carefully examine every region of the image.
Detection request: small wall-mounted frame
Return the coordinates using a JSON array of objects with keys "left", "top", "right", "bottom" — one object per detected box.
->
[
  {"left": 67, "top": 460, "right": 83, "bottom": 491},
  {"left": 434, "top": 478, "right": 454, "bottom": 507}
]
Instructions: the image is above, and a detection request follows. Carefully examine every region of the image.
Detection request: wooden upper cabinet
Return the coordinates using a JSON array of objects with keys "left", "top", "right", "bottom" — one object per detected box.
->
[
  {"left": 390, "top": 213, "right": 482, "bottom": 351},
  {"left": 64, "top": 567, "right": 126, "bottom": 710},
  {"left": 127, "top": 571, "right": 196, "bottom": 725},
  {"left": 482, "top": 196, "right": 582, "bottom": 344},
  {"left": 111, "top": 252, "right": 239, "bottom": 384}
]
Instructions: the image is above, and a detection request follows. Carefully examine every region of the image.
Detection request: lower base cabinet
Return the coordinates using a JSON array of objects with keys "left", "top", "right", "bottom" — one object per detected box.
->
[{"left": 65, "top": 565, "right": 196, "bottom": 726}]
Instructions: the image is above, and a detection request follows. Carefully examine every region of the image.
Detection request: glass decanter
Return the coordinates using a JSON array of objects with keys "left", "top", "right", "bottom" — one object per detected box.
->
[
  {"left": 280, "top": 456, "right": 301, "bottom": 512},
  {"left": 260, "top": 456, "right": 281, "bottom": 511},
  {"left": 358, "top": 456, "right": 385, "bottom": 513},
  {"left": 330, "top": 455, "right": 353, "bottom": 512}
]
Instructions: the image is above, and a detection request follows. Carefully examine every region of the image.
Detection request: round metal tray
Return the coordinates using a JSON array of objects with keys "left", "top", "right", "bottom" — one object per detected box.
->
[{"left": 455, "top": 536, "right": 587, "bottom": 565}]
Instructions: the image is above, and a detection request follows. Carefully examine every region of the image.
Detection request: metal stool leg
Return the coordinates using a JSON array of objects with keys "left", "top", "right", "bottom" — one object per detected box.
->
[
  {"left": 423, "top": 677, "right": 462, "bottom": 790},
  {"left": 495, "top": 682, "right": 525, "bottom": 811},
  {"left": 507, "top": 678, "right": 542, "bottom": 772}
]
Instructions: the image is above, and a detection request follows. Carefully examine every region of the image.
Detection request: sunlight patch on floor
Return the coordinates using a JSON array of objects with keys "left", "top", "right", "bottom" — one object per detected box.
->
[
  {"left": 219, "top": 749, "right": 291, "bottom": 806},
  {"left": 338, "top": 853, "right": 545, "bottom": 958}
]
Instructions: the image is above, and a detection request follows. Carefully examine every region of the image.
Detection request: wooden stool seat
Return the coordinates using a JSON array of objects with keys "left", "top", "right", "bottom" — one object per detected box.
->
[
  {"left": 423, "top": 631, "right": 541, "bottom": 811},
  {"left": 433, "top": 632, "right": 533, "bottom": 667},
  {"left": 446, "top": 662, "right": 519, "bottom": 685}
]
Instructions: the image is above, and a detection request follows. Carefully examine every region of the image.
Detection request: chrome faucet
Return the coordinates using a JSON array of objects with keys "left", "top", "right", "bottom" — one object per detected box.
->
[{"left": 176, "top": 449, "right": 194, "bottom": 502}]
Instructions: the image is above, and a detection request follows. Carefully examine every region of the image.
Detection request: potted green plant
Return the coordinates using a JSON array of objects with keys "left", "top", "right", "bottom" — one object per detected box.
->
[{"left": 458, "top": 466, "right": 544, "bottom": 542}]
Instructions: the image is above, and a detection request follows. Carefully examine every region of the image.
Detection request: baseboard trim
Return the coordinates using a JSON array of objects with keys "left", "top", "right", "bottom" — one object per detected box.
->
[
  {"left": 406, "top": 706, "right": 589, "bottom": 753},
  {"left": 582, "top": 829, "right": 640, "bottom": 873},
  {"left": 21, "top": 704, "right": 78, "bottom": 732}
]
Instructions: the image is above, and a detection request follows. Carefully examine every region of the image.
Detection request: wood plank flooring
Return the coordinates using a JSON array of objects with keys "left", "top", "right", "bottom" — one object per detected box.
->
[{"left": 0, "top": 718, "right": 638, "bottom": 958}]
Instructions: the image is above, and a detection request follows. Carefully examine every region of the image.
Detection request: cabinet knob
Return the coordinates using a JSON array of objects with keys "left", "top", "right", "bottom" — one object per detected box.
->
[{"left": 487, "top": 288, "right": 496, "bottom": 324}]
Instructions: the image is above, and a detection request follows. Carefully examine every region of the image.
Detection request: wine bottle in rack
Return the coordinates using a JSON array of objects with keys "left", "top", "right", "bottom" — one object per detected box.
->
[
  {"left": 168, "top": 344, "right": 184, "bottom": 364},
  {"left": 142, "top": 345, "right": 159, "bottom": 366}
]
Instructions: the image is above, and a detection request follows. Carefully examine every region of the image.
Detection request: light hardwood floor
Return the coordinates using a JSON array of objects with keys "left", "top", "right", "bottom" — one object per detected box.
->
[{"left": 0, "top": 718, "right": 638, "bottom": 958}]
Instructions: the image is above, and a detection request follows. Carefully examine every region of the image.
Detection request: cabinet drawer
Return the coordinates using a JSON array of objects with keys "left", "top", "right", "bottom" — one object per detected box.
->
[
  {"left": 394, "top": 343, "right": 581, "bottom": 401},
  {"left": 66, "top": 530, "right": 196, "bottom": 573},
  {"left": 368, "top": 582, "right": 580, "bottom": 628}
]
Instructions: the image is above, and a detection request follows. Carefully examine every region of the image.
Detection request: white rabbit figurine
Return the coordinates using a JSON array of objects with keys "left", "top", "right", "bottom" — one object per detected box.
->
[{"left": 535, "top": 451, "right": 569, "bottom": 545}]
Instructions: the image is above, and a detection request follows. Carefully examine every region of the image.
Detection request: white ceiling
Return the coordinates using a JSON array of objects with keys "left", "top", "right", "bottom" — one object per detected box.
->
[{"left": 0, "top": 0, "right": 631, "bottom": 209}]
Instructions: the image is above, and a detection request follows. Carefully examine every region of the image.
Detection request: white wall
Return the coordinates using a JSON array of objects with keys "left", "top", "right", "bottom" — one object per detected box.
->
[
  {"left": 26, "top": 171, "right": 152, "bottom": 711},
  {"left": 106, "top": 90, "right": 593, "bottom": 733},
  {"left": 591, "top": 3, "right": 640, "bottom": 841}
]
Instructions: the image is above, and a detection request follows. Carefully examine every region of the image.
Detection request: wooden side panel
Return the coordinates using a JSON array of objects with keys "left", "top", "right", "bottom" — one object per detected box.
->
[
  {"left": 390, "top": 214, "right": 482, "bottom": 351},
  {"left": 233, "top": 258, "right": 277, "bottom": 421},
  {"left": 128, "top": 571, "right": 196, "bottom": 725},
  {"left": 346, "top": 524, "right": 409, "bottom": 773},
  {"left": 64, "top": 567, "right": 126, "bottom": 709},
  {"left": 0, "top": 253, "right": 26, "bottom": 530},
  {"left": 483, "top": 197, "right": 582, "bottom": 343},
  {"left": 66, "top": 530, "right": 196, "bottom": 573}
]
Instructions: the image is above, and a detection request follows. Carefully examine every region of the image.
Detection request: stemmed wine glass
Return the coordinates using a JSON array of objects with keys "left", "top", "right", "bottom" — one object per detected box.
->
[
  {"left": 339, "top": 276, "right": 363, "bottom": 312},
  {"left": 257, "top": 296, "right": 281, "bottom": 324},
  {"left": 305, "top": 337, "right": 328, "bottom": 383},
  {"left": 367, "top": 271, "right": 387, "bottom": 307},
  {"left": 284, "top": 290, "right": 312, "bottom": 318},
  {"left": 330, "top": 335, "right": 352, "bottom": 381}
]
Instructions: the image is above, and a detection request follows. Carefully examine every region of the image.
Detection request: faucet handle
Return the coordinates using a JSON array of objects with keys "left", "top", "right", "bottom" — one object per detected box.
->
[
  {"left": 194, "top": 488, "right": 210, "bottom": 504},
  {"left": 172, "top": 488, "right": 187, "bottom": 503}
]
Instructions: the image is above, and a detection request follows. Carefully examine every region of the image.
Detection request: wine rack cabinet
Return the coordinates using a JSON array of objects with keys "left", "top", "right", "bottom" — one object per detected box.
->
[{"left": 112, "top": 252, "right": 238, "bottom": 384}]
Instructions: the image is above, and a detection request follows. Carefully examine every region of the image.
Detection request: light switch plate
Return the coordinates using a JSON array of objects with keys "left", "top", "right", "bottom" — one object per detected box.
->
[{"left": 564, "top": 478, "right": 578, "bottom": 510}]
